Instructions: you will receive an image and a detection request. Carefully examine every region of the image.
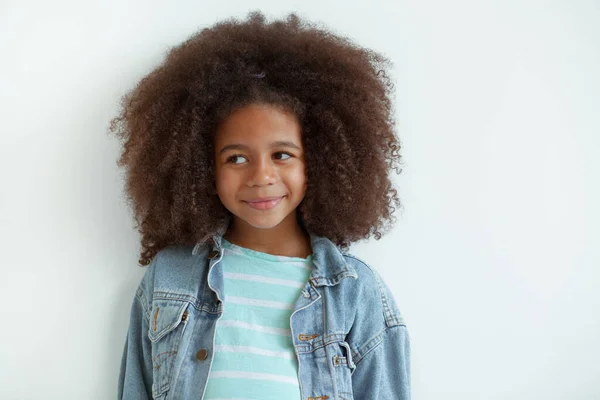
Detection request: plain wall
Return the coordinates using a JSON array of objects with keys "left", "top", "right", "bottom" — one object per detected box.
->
[{"left": 1, "top": 0, "right": 599, "bottom": 399}]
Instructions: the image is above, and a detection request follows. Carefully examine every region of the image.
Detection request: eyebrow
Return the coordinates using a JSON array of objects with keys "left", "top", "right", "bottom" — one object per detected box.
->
[{"left": 218, "top": 140, "right": 301, "bottom": 154}]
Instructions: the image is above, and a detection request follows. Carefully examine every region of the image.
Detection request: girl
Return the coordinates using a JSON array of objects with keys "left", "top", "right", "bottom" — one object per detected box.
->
[{"left": 112, "top": 11, "right": 410, "bottom": 400}]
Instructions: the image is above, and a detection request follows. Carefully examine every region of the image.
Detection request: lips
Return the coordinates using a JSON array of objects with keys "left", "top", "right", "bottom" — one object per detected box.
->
[
  {"left": 245, "top": 196, "right": 284, "bottom": 203},
  {"left": 243, "top": 196, "right": 285, "bottom": 210}
]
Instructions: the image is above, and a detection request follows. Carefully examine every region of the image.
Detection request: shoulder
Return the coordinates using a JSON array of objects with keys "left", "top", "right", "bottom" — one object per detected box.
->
[
  {"left": 340, "top": 252, "right": 408, "bottom": 364},
  {"left": 137, "top": 243, "right": 208, "bottom": 303},
  {"left": 342, "top": 252, "right": 407, "bottom": 328}
]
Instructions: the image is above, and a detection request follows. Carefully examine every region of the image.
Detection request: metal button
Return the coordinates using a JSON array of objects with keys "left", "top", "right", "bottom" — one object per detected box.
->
[{"left": 196, "top": 349, "right": 208, "bottom": 361}]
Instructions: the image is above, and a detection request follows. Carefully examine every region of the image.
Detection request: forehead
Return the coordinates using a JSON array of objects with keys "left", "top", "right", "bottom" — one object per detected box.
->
[{"left": 215, "top": 103, "right": 302, "bottom": 146}]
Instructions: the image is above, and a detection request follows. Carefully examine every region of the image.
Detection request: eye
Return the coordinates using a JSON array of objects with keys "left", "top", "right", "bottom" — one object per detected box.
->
[
  {"left": 274, "top": 152, "right": 292, "bottom": 160},
  {"left": 226, "top": 154, "right": 247, "bottom": 164}
]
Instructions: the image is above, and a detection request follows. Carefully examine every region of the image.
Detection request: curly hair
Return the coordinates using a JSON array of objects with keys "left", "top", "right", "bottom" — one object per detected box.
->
[{"left": 108, "top": 11, "right": 403, "bottom": 266}]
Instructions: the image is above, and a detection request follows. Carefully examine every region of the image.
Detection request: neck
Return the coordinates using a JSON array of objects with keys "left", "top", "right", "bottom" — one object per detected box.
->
[{"left": 223, "top": 213, "right": 312, "bottom": 258}]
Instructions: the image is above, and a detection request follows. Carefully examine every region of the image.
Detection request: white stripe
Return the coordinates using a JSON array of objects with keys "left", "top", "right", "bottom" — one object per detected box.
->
[
  {"left": 217, "top": 320, "right": 291, "bottom": 336},
  {"left": 223, "top": 247, "right": 312, "bottom": 269},
  {"left": 224, "top": 272, "right": 305, "bottom": 288},
  {"left": 283, "top": 261, "right": 312, "bottom": 270},
  {"left": 223, "top": 247, "right": 245, "bottom": 257},
  {"left": 209, "top": 370, "right": 298, "bottom": 385},
  {"left": 215, "top": 345, "right": 295, "bottom": 360},
  {"left": 226, "top": 296, "right": 293, "bottom": 310}
]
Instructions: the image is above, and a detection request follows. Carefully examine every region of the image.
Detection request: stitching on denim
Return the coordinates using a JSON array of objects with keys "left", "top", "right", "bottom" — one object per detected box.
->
[
  {"left": 154, "top": 291, "right": 200, "bottom": 304},
  {"left": 352, "top": 327, "right": 386, "bottom": 365},
  {"left": 152, "top": 294, "right": 223, "bottom": 315},
  {"left": 310, "top": 270, "right": 358, "bottom": 287},
  {"left": 353, "top": 324, "right": 407, "bottom": 367},
  {"left": 135, "top": 287, "right": 151, "bottom": 321},
  {"left": 295, "top": 333, "right": 347, "bottom": 353},
  {"left": 152, "top": 350, "right": 177, "bottom": 370},
  {"left": 375, "top": 272, "right": 405, "bottom": 327},
  {"left": 376, "top": 272, "right": 395, "bottom": 327},
  {"left": 343, "top": 254, "right": 405, "bottom": 327}
]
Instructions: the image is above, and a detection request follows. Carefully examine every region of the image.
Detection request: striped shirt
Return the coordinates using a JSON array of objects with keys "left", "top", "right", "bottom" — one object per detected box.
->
[{"left": 203, "top": 237, "right": 313, "bottom": 400}]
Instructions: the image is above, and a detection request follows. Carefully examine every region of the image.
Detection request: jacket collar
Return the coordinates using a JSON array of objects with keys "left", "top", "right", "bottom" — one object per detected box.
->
[{"left": 192, "top": 225, "right": 358, "bottom": 287}]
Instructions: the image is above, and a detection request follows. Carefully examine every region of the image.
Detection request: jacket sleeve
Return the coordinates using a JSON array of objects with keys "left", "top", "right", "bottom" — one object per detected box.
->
[
  {"left": 350, "top": 324, "right": 411, "bottom": 399},
  {"left": 118, "top": 271, "right": 154, "bottom": 399},
  {"left": 347, "top": 260, "right": 411, "bottom": 400}
]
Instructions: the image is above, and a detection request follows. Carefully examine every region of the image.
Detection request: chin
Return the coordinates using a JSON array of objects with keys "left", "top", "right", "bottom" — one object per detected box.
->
[
  {"left": 243, "top": 216, "right": 286, "bottom": 230},
  {"left": 231, "top": 208, "right": 290, "bottom": 229}
]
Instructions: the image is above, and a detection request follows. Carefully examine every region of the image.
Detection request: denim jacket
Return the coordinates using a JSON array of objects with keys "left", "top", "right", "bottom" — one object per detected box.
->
[{"left": 118, "top": 231, "right": 411, "bottom": 400}]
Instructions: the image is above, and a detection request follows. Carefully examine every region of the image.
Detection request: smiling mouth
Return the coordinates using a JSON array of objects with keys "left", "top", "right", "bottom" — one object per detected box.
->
[{"left": 243, "top": 196, "right": 285, "bottom": 210}]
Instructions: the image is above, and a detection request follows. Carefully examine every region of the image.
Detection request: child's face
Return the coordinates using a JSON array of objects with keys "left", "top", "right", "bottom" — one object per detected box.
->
[{"left": 213, "top": 103, "right": 307, "bottom": 231}]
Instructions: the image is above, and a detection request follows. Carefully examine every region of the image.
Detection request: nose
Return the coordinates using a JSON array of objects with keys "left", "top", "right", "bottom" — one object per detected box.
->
[{"left": 246, "top": 156, "right": 278, "bottom": 187}]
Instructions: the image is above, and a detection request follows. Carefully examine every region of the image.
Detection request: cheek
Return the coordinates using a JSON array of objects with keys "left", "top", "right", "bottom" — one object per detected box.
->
[
  {"left": 288, "top": 166, "right": 307, "bottom": 192},
  {"left": 215, "top": 169, "right": 236, "bottom": 195}
]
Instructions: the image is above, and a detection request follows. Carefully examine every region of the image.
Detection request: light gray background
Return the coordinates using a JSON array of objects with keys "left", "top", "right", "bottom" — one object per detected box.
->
[{"left": 1, "top": 0, "right": 598, "bottom": 399}]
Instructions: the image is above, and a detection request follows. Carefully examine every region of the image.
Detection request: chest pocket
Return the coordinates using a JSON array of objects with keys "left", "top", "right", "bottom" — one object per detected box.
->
[{"left": 148, "top": 299, "right": 191, "bottom": 399}]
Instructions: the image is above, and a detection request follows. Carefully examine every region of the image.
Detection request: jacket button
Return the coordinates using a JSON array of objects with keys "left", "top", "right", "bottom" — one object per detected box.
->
[
  {"left": 208, "top": 250, "right": 219, "bottom": 259},
  {"left": 196, "top": 349, "right": 208, "bottom": 361}
]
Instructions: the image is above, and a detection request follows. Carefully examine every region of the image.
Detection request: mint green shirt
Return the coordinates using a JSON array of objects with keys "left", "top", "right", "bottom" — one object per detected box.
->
[{"left": 203, "top": 238, "right": 313, "bottom": 400}]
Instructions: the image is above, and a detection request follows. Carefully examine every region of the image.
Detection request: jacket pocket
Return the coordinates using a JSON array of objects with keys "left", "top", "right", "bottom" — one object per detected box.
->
[{"left": 147, "top": 299, "right": 190, "bottom": 399}]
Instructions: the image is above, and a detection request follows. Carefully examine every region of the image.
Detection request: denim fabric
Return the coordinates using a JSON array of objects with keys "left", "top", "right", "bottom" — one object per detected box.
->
[{"left": 118, "top": 231, "right": 411, "bottom": 400}]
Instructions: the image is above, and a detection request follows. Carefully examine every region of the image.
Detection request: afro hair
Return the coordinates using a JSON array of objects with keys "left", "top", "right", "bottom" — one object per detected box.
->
[{"left": 108, "top": 11, "right": 403, "bottom": 266}]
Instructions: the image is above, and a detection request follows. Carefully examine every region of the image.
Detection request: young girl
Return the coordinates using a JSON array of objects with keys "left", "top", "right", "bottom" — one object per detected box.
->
[{"left": 112, "top": 11, "right": 410, "bottom": 400}]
